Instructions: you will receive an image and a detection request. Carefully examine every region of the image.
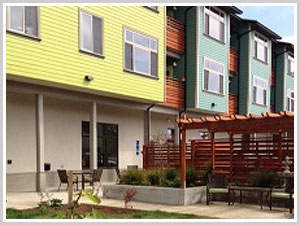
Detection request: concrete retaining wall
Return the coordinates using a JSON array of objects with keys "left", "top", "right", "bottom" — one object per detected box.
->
[{"left": 102, "top": 184, "right": 206, "bottom": 206}]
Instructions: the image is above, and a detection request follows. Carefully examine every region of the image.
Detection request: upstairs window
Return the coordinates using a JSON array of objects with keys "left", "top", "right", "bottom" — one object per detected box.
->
[
  {"left": 203, "top": 57, "right": 224, "bottom": 95},
  {"left": 124, "top": 28, "right": 158, "bottom": 78},
  {"left": 79, "top": 10, "right": 103, "bottom": 56},
  {"left": 204, "top": 7, "right": 225, "bottom": 42},
  {"left": 7, "top": 6, "right": 39, "bottom": 38},
  {"left": 253, "top": 76, "right": 267, "bottom": 105},
  {"left": 288, "top": 55, "right": 294, "bottom": 76},
  {"left": 287, "top": 89, "right": 294, "bottom": 112},
  {"left": 254, "top": 34, "right": 268, "bottom": 63}
]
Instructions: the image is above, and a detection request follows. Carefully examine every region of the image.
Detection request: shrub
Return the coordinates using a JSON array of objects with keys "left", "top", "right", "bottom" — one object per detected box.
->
[
  {"left": 199, "top": 163, "right": 212, "bottom": 185},
  {"left": 118, "top": 170, "right": 146, "bottom": 186},
  {"left": 161, "top": 168, "right": 180, "bottom": 188},
  {"left": 248, "top": 170, "right": 276, "bottom": 187},
  {"left": 186, "top": 166, "right": 199, "bottom": 187},
  {"left": 146, "top": 170, "right": 161, "bottom": 186}
]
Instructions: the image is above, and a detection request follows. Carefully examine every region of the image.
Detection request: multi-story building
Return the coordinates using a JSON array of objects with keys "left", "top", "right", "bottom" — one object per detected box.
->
[
  {"left": 230, "top": 15, "right": 282, "bottom": 115},
  {"left": 271, "top": 41, "right": 294, "bottom": 113},
  {"left": 6, "top": 5, "right": 294, "bottom": 192},
  {"left": 6, "top": 6, "right": 166, "bottom": 191}
]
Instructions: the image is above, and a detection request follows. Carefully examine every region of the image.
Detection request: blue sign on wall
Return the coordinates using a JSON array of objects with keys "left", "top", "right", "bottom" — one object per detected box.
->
[{"left": 136, "top": 140, "right": 140, "bottom": 155}]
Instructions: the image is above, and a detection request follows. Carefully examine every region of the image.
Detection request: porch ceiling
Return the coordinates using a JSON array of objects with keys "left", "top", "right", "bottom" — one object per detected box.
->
[{"left": 176, "top": 112, "right": 294, "bottom": 134}]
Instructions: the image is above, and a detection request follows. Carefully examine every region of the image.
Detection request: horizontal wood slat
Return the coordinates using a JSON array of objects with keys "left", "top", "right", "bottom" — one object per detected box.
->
[
  {"left": 159, "top": 77, "right": 184, "bottom": 110},
  {"left": 166, "top": 17, "right": 184, "bottom": 54},
  {"left": 228, "top": 94, "right": 238, "bottom": 115},
  {"left": 143, "top": 136, "right": 294, "bottom": 185},
  {"left": 229, "top": 47, "right": 238, "bottom": 75}
]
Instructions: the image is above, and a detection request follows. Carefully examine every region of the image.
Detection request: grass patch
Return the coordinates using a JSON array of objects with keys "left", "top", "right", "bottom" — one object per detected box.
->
[{"left": 6, "top": 208, "right": 218, "bottom": 219}]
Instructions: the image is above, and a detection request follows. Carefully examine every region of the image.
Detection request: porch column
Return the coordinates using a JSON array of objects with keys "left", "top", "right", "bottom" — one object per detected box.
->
[
  {"left": 35, "top": 94, "right": 46, "bottom": 192},
  {"left": 180, "top": 125, "right": 186, "bottom": 189},
  {"left": 90, "top": 101, "right": 97, "bottom": 169},
  {"left": 278, "top": 131, "right": 283, "bottom": 171},
  {"left": 229, "top": 133, "right": 234, "bottom": 183}
]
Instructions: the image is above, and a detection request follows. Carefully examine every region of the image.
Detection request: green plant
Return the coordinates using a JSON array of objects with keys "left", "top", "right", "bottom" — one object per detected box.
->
[
  {"left": 199, "top": 163, "right": 212, "bottom": 185},
  {"left": 146, "top": 170, "right": 161, "bottom": 186},
  {"left": 248, "top": 170, "right": 276, "bottom": 187},
  {"left": 161, "top": 168, "right": 180, "bottom": 188},
  {"left": 186, "top": 166, "right": 199, "bottom": 187},
  {"left": 49, "top": 198, "right": 63, "bottom": 210},
  {"left": 118, "top": 170, "right": 146, "bottom": 185},
  {"left": 37, "top": 192, "right": 53, "bottom": 214},
  {"left": 69, "top": 189, "right": 101, "bottom": 219}
]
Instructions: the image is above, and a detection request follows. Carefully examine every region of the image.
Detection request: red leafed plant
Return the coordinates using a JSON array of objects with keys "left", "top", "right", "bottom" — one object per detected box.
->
[{"left": 124, "top": 189, "right": 137, "bottom": 208}]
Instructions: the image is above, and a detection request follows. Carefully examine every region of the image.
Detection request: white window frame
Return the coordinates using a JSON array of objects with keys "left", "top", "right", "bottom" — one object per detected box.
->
[
  {"left": 254, "top": 33, "right": 268, "bottom": 63},
  {"left": 204, "top": 6, "right": 225, "bottom": 43},
  {"left": 6, "top": 6, "right": 40, "bottom": 38},
  {"left": 124, "top": 28, "right": 158, "bottom": 78},
  {"left": 287, "top": 55, "right": 294, "bottom": 77},
  {"left": 203, "top": 57, "right": 225, "bottom": 95},
  {"left": 287, "top": 89, "right": 294, "bottom": 112},
  {"left": 253, "top": 76, "right": 267, "bottom": 106},
  {"left": 79, "top": 10, "right": 104, "bottom": 56}
]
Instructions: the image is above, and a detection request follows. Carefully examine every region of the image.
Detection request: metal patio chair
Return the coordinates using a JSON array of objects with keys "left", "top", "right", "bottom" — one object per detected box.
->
[
  {"left": 57, "top": 169, "right": 78, "bottom": 191},
  {"left": 206, "top": 173, "right": 230, "bottom": 205}
]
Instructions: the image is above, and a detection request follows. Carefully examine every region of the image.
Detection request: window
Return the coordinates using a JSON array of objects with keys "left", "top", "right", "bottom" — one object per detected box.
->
[
  {"left": 80, "top": 10, "right": 103, "bottom": 56},
  {"left": 81, "top": 121, "right": 118, "bottom": 169},
  {"left": 124, "top": 29, "right": 158, "bottom": 77},
  {"left": 7, "top": 6, "right": 39, "bottom": 38},
  {"left": 288, "top": 55, "right": 294, "bottom": 76},
  {"left": 254, "top": 34, "right": 268, "bottom": 63},
  {"left": 253, "top": 76, "right": 267, "bottom": 105},
  {"left": 167, "top": 128, "right": 175, "bottom": 143},
  {"left": 287, "top": 90, "right": 294, "bottom": 112},
  {"left": 204, "top": 7, "right": 225, "bottom": 42},
  {"left": 203, "top": 58, "right": 224, "bottom": 94}
]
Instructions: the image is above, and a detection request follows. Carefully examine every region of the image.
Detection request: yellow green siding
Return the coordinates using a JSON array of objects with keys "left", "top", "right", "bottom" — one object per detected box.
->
[{"left": 6, "top": 6, "right": 165, "bottom": 103}]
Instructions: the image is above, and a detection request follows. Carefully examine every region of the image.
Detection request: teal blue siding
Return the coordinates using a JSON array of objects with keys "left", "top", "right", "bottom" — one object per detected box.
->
[
  {"left": 238, "top": 32, "right": 250, "bottom": 115},
  {"left": 196, "top": 7, "right": 230, "bottom": 113},
  {"left": 185, "top": 7, "right": 197, "bottom": 109},
  {"left": 248, "top": 32, "right": 272, "bottom": 115}
]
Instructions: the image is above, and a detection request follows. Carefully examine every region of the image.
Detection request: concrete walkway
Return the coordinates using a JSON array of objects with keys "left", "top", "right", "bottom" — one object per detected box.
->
[{"left": 5, "top": 191, "right": 294, "bottom": 220}]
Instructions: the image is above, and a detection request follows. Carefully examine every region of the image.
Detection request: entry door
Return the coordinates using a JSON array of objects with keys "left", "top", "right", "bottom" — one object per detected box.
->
[
  {"left": 81, "top": 121, "right": 118, "bottom": 169},
  {"left": 97, "top": 123, "right": 118, "bottom": 168}
]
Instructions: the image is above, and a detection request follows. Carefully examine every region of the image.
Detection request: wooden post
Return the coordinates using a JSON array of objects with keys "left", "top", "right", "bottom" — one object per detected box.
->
[
  {"left": 211, "top": 132, "right": 215, "bottom": 172},
  {"left": 180, "top": 126, "right": 186, "bottom": 189},
  {"left": 229, "top": 133, "right": 234, "bottom": 183},
  {"left": 191, "top": 140, "right": 195, "bottom": 167},
  {"left": 67, "top": 170, "right": 73, "bottom": 219},
  {"left": 278, "top": 131, "right": 283, "bottom": 171}
]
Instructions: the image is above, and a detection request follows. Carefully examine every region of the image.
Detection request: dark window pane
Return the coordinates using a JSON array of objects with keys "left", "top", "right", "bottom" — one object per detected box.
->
[
  {"left": 25, "top": 6, "right": 38, "bottom": 36},
  {"left": 93, "top": 17, "right": 102, "bottom": 54},
  {"left": 219, "top": 75, "right": 223, "bottom": 94},
  {"left": 204, "top": 70, "right": 209, "bottom": 90},
  {"left": 125, "top": 43, "right": 133, "bottom": 70},
  {"left": 151, "top": 52, "right": 158, "bottom": 76},
  {"left": 204, "top": 14, "right": 209, "bottom": 35}
]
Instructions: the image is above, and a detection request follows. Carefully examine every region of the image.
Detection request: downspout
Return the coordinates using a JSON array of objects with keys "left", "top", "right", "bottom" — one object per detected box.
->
[
  {"left": 145, "top": 104, "right": 155, "bottom": 146},
  {"left": 179, "top": 6, "right": 194, "bottom": 119}
]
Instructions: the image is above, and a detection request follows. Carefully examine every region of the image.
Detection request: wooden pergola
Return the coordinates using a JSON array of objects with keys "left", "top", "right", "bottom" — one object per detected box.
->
[{"left": 177, "top": 112, "right": 294, "bottom": 188}]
